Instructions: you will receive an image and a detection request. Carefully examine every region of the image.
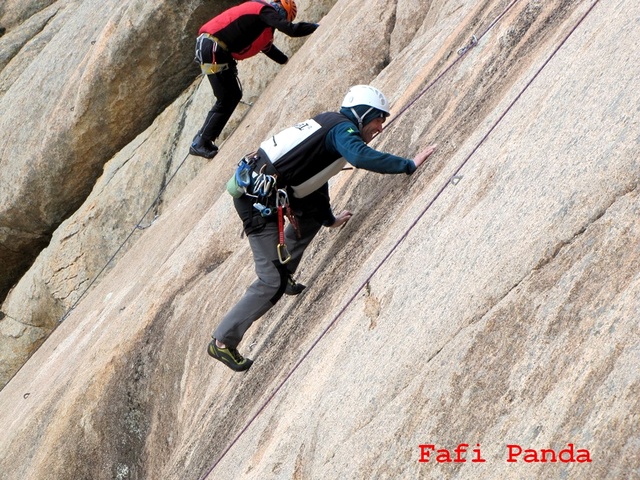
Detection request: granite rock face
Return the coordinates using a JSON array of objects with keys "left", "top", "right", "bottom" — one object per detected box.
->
[
  {"left": 0, "top": 0, "right": 638, "bottom": 479},
  {"left": 0, "top": 0, "right": 227, "bottom": 300},
  {"left": 0, "top": 0, "right": 332, "bottom": 386}
]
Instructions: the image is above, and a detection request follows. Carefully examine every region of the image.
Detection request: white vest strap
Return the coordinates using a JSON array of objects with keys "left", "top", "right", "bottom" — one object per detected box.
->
[{"left": 291, "top": 158, "right": 347, "bottom": 198}]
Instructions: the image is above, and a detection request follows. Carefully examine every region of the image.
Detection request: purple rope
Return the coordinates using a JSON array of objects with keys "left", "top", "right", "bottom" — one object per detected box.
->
[
  {"left": 200, "top": 0, "right": 602, "bottom": 477},
  {"left": 385, "top": 0, "right": 520, "bottom": 129}
]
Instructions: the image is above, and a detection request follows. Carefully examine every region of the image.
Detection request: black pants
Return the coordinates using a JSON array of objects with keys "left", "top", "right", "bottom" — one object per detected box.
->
[{"left": 197, "top": 39, "right": 242, "bottom": 142}]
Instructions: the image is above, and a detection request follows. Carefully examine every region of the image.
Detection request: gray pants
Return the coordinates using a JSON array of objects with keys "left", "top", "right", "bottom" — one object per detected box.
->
[{"left": 213, "top": 216, "right": 321, "bottom": 347}]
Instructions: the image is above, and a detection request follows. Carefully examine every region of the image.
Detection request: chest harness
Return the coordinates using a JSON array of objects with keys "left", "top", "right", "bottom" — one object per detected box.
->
[{"left": 227, "top": 115, "right": 346, "bottom": 264}]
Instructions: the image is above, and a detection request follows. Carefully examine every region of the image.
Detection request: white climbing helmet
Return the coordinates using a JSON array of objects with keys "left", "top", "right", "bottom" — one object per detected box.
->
[{"left": 341, "top": 85, "right": 390, "bottom": 115}]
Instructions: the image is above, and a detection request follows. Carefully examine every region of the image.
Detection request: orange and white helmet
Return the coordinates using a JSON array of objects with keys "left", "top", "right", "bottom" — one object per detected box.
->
[{"left": 277, "top": 0, "right": 297, "bottom": 21}]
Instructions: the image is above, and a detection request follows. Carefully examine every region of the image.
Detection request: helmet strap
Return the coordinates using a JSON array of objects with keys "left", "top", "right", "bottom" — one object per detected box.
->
[{"left": 350, "top": 106, "right": 373, "bottom": 132}]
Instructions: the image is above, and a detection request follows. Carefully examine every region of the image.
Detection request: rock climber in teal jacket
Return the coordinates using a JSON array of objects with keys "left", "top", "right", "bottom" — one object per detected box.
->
[{"left": 208, "top": 85, "right": 437, "bottom": 371}]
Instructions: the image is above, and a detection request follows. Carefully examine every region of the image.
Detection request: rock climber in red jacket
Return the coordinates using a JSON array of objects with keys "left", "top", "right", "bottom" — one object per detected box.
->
[{"left": 190, "top": 0, "right": 318, "bottom": 158}]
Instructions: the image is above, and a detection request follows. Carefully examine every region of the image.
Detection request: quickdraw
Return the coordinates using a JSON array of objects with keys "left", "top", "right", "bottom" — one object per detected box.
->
[
  {"left": 457, "top": 34, "right": 478, "bottom": 56},
  {"left": 276, "top": 190, "right": 291, "bottom": 264},
  {"left": 284, "top": 198, "right": 300, "bottom": 240},
  {"left": 277, "top": 211, "right": 290, "bottom": 264},
  {"left": 276, "top": 189, "right": 300, "bottom": 236}
]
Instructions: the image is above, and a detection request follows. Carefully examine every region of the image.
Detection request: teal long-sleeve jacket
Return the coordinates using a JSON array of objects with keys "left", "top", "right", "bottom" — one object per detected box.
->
[
  {"left": 296, "top": 107, "right": 416, "bottom": 226},
  {"left": 325, "top": 107, "right": 417, "bottom": 174}
]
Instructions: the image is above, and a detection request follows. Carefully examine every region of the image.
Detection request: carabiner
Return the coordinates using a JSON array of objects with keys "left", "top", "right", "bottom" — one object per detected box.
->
[
  {"left": 254, "top": 173, "right": 275, "bottom": 197},
  {"left": 277, "top": 243, "right": 291, "bottom": 264},
  {"left": 276, "top": 189, "right": 289, "bottom": 207}
]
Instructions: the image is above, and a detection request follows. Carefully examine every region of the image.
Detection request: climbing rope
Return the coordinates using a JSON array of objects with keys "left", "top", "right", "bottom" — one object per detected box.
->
[
  {"left": 59, "top": 151, "right": 192, "bottom": 322},
  {"left": 2, "top": 148, "right": 194, "bottom": 387},
  {"left": 385, "top": 0, "right": 519, "bottom": 130},
  {"left": 199, "top": 0, "right": 603, "bottom": 477}
]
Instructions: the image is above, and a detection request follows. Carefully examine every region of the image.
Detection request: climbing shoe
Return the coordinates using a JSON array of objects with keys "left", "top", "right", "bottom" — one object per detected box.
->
[
  {"left": 189, "top": 134, "right": 219, "bottom": 159},
  {"left": 285, "top": 274, "right": 306, "bottom": 296},
  {"left": 207, "top": 339, "right": 253, "bottom": 372}
]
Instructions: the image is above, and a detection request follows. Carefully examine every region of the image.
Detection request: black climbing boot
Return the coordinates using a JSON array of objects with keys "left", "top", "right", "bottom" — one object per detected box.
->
[
  {"left": 189, "top": 134, "right": 219, "bottom": 159},
  {"left": 285, "top": 274, "right": 306, "bottom": 296}
]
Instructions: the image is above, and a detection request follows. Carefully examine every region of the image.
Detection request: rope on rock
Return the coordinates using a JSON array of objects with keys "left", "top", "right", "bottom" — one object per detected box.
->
[
  {"left": 3, "top": 149, "right": 194, "bottom": 387},
  {"left": 384, "top": 0, "right": 519, "bottom": 130},
  {"left": 201, "top": 0, "right": 604, "bottom": 476},
  {"left": 201, "top": 0, "right": 615, "bottom": 476},
  {"left": 59, "top": 151, "right": 192, "bottom": 322}
]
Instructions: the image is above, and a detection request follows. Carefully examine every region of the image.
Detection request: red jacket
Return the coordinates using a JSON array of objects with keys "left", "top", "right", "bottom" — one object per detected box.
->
[{"left": 199, "top": 1, "right": 317, "bottom": 62}]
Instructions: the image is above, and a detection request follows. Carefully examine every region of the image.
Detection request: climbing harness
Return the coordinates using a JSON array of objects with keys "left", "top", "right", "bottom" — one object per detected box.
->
[
  {"left": 226, "top": 155, "right": 300, "bottom": 262},
  {"left": 195, "top": 33, "right": 230, "bottom": 75}
]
